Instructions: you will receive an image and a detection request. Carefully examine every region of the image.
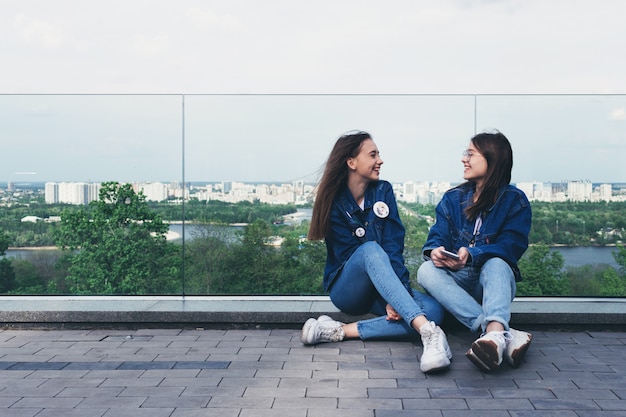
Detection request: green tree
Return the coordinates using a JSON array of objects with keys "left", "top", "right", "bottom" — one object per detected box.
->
[
  {"left": 53, "top": 182, "right": 181, "bottom": 294},
  {"left": 614, "top": 244, "right": 626, "bottom": 275},
  {"left": 528, "top": 223, "right": 553, "bottom": 245},
  {"left": 198, "top": 219, "right": 326, "bottom": 295},
  {"left": 9, "top": 250, "right": 67, "bottom": 294},
  {"left": 0, "top": 228, "right": 16, "bottom": 293},
  {"left": 517, "top": 243, "right": 568, "bottom": 296},
  {"left": 599, "top": 267, "right": 625, "bottom": 296},
  {"left": 277, "top": 235, "right": 325, "bottom": 294},
  {"left": 231, "top": 219, "right": 281, "bottom": 294},
  {"left": 10, "top": 257, "right": 45, "bottom": 293},
  {"left": 183, "top": 225, "right": 232, "bottom": 294},
  {"left": 563, "top": 264, "right": 602, "bottom": 296},
  {"left": 601, "top": 244, "right": 626, "bottom": 296}
]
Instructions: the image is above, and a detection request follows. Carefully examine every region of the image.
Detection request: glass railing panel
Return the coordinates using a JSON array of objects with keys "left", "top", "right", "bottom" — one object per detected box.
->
[
  {"left": 1, "top": 94, "right": 624, "bottom": 298},
  {"left": 0, "top": 94, "right": 184, "bottom": 295},
  {"left": 182, "top": 94, "right": 476, "bottom": 294},
  {"left": 476, "top": 94, "right": 626, "bottom": 296}
]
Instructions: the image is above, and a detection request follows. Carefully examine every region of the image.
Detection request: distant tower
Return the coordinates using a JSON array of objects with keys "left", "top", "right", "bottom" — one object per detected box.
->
[
  {"left": 599, "top": 184, "right": 612, "bottom": 202},
  {"left": 45, "top": 182, "right": 59, "bottom": 203},
  {"left": 294, "top": 180, "right": 305, "bottom": 196}
]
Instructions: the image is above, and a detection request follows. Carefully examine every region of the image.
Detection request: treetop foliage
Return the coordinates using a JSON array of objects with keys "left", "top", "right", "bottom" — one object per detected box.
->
[
  {"left": 2, "top": 194, "right": 625, "bottom": 296},
  {"left": 52, "top": 182, "right": 179, "bottom": 294}
]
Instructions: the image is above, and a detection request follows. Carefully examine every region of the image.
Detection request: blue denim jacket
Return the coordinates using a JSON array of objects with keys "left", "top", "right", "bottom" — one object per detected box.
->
[
  {"left": 323, "top": 180, "right": 412, "bottom": 293},
  {"left": 422, "top": 183, "right": 531, "bottom": 281}
]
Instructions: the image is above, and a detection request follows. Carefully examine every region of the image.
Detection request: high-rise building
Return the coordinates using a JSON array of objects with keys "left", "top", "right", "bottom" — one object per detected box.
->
[
  {"left": 45, "top": 182, "right": 100, "bottom": 205},
  {"left": 567, "top": 180, "right": 592, "bottom": 202},
  {"left": 136, "top": 182, "right": 168, "bottom": 202},
  {"left": 598, "top": 183, "right": 612, "bottom": 202},
  {"left": 517, "top": 181, "right": 552, "bottom": 202},
  {"left": 45, "top": 182, "right": 58, "bottom": 204}
]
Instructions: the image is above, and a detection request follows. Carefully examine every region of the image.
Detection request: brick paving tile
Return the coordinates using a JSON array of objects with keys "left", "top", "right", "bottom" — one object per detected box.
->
[{"left": 0, "top": 327, "right": 623, "bottom": 416}]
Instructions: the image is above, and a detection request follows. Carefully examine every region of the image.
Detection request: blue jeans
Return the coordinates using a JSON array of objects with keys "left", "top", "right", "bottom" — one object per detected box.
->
[
  {"left": 417, "top": 257, "right": 516, "bottom": 332},
  {"left": 329, "top": 241, "right": 444, "bottom": 341}
]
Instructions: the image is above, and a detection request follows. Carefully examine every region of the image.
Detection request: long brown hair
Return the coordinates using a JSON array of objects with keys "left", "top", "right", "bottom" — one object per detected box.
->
[
  {"left": 464, "top": 131, "right": 513, "bottom": 220},
  {"left": 308, "top": 131, "right": 371, "bottom": 240}
]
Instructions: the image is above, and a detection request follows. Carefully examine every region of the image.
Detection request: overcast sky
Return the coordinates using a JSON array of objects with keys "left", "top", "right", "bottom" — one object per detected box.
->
[{"left": 2, "top": 1, "right": 626, "bottom": 184}]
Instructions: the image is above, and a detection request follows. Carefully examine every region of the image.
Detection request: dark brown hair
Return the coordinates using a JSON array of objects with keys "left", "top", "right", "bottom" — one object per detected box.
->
[
  {"left": 308, "top": 131, "right": 371, "bottom": 240},
  {"left": 464, "top": 131, "right": 513, "bottom": 220}
]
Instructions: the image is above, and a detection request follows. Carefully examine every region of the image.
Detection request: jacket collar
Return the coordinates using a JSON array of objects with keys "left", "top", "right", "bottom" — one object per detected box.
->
[{"left": 337, "top": 182, "right": 377, "bottom": 214}]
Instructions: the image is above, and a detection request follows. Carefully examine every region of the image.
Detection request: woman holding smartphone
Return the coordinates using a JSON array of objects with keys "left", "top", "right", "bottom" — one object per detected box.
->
[
  {"left": 301, "top": 130, "right": 451, "bottom": 373},
  {"left": 417, "top": 130, "right": 533, "bottom": 372}
]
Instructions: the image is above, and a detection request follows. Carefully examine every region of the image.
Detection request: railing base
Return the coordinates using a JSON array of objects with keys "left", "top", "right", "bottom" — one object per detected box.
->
[{"left": 0, "top": 296, "right": 624, "bottom": 330}]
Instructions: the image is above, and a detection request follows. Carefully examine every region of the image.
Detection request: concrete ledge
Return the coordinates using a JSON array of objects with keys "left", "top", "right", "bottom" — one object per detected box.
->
[
  {"left": 509, "top": 296, "right": 626, "bottom": 325},
  {"left": 0, "top": 295, "right": 624, "bottom": 329}
]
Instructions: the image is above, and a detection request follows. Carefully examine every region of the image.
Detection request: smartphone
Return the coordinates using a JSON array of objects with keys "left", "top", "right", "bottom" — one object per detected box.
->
[{"left": 440, "top": 249, "right": 460, "bottom": 260}]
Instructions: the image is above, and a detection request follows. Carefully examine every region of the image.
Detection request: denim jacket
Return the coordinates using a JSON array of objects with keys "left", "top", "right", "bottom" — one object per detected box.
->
[
  {"left": 422, "top": 183, "right": 531, "bottom": 281},
  {"left": 323, "top": 180, "right": 412, "bottom": 293}
]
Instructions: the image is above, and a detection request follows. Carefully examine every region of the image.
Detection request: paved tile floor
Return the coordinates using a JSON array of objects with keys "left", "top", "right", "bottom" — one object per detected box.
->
[{"left": 0, "top": 326, "right": 624, "bottom": 417}]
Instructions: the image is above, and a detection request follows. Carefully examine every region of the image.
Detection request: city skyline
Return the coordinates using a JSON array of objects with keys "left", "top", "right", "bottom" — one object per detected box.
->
[{"left": 19, "top": 179, "right": 626, "bottom": 207}]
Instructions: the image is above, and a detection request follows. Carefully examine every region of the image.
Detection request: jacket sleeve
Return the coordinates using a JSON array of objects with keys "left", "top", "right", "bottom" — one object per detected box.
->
[
  {"left": 323, "top": 202, "right": 359, "bottom": 289},
  {"left": 422, "top": 194, "right": 454, "bottom": 258},
  {"left": 467, "top": 192, "right": 531, "bottom": 269}
]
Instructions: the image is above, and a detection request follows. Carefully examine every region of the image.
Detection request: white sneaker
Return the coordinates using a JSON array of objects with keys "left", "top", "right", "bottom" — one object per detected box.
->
[
  {"left": 301, "top": 315, "right": 345, "bottom": 345},
  {"left": 418, "top": 321, "right": 452, "bottom": 373},
  {"left": 465, "top": 330, "right": 507, "bottom": 372},
  {"left": 505, "top": 328, "right": 532, "bottom": 368}
]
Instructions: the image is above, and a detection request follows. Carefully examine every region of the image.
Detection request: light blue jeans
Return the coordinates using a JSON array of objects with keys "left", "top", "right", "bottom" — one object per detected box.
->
[
  {"left": 417, "top": 257, "right": 516, "bottom": 333},
  {"left": 329, "top": 241, "right": 444, "bottom": 341}
]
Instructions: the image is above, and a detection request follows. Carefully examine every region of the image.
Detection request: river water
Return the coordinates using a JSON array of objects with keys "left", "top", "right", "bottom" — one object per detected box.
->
[{"left": 549, "top": 246, "right": 620, "bottom": 269}]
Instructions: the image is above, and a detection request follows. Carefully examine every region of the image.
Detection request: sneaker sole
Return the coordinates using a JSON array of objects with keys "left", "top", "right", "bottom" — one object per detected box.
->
[
  {"left": 465, "top": 348, "right": 493, "bottom": 372},
  {"left": 466, "top": 338, "right": 502, "bottom": 372},
  {"left": 507, "top": 334, "right": 533, "bottom": 368},
  {"left": 420, "top": 356, "right": 451, "bottom": 373},
  {"left": 301, "top": 318, "right": 317, "bottom": 345}
]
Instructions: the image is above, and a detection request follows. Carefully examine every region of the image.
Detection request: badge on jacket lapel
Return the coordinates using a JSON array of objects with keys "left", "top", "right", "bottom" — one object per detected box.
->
[{"left": 373, "top": 201, "right": 389, "bottom": 218}]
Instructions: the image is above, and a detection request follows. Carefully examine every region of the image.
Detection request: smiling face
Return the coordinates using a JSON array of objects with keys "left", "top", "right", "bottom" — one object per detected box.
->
[
  {"left": 347, "top": 138, "right": 383, "bottom": 183},
  {"left": 462, "top": 141, "right": 488, "bottom": 188}
]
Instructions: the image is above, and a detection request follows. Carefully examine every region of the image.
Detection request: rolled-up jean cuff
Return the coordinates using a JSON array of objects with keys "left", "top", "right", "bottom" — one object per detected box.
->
[
  {"left": 405, "top": 312, "right": 422, "bottom": 329},
  {"left": 356, "top": 316, "right": 418, "bottom": 341},
  {"left": 472, "top": 314, "right": 485, "bottom": 333},
  {"left": 484, "top": 316, "right": 510, "bottom": 331}
]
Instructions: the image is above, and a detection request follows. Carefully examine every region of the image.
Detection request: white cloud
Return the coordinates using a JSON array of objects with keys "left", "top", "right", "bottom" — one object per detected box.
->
[
  {"left": 13, "top": 13, "right": 80, "bottom": 50},
  {"left": 130, "top": 34, "right": 172, "bottom": 59},
  {"left": 4, "top": 1, "right": 626, "bottom": 94},
  {"left": 185, "top": 6, "right": 244, "bottom": 32}
]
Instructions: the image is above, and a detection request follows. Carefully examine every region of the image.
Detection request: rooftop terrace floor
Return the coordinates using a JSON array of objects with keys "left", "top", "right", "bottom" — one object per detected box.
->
[
  {"left": 0, "top": 296, "right": 625, "bottom": 416},
  {"left": 0, "top": 325, "right": 625, "bottom": 416}
]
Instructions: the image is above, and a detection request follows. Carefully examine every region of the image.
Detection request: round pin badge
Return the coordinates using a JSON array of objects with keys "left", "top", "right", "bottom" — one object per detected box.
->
[
  {"left": 373, "top": 201, "right": 389, "bottom": 218},
  {"left": 354, "top": 227, "right": 366, "bottom": 238}
]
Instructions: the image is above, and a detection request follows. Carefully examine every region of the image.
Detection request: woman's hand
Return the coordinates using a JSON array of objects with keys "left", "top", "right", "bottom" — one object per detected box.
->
[
  {"left": 385, "top": 304, "right": 401, "bottom": 321},
  {"left": 430, "top": 246, "right": 469, "bottom": 270}
]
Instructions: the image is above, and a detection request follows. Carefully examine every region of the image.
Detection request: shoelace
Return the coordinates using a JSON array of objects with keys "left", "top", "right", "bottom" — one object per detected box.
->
[
  {"left": 423, "top": 328, "right": 443, "bottom": 352},
  {"left": 479, "top": 330, "right": 511, "bottom": 347},
  {"left": 501, "top": 331, "right": 514, "bottom": 346},
  {"left": 320, "top": 325, "right": 345, "bottom": 342}
]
